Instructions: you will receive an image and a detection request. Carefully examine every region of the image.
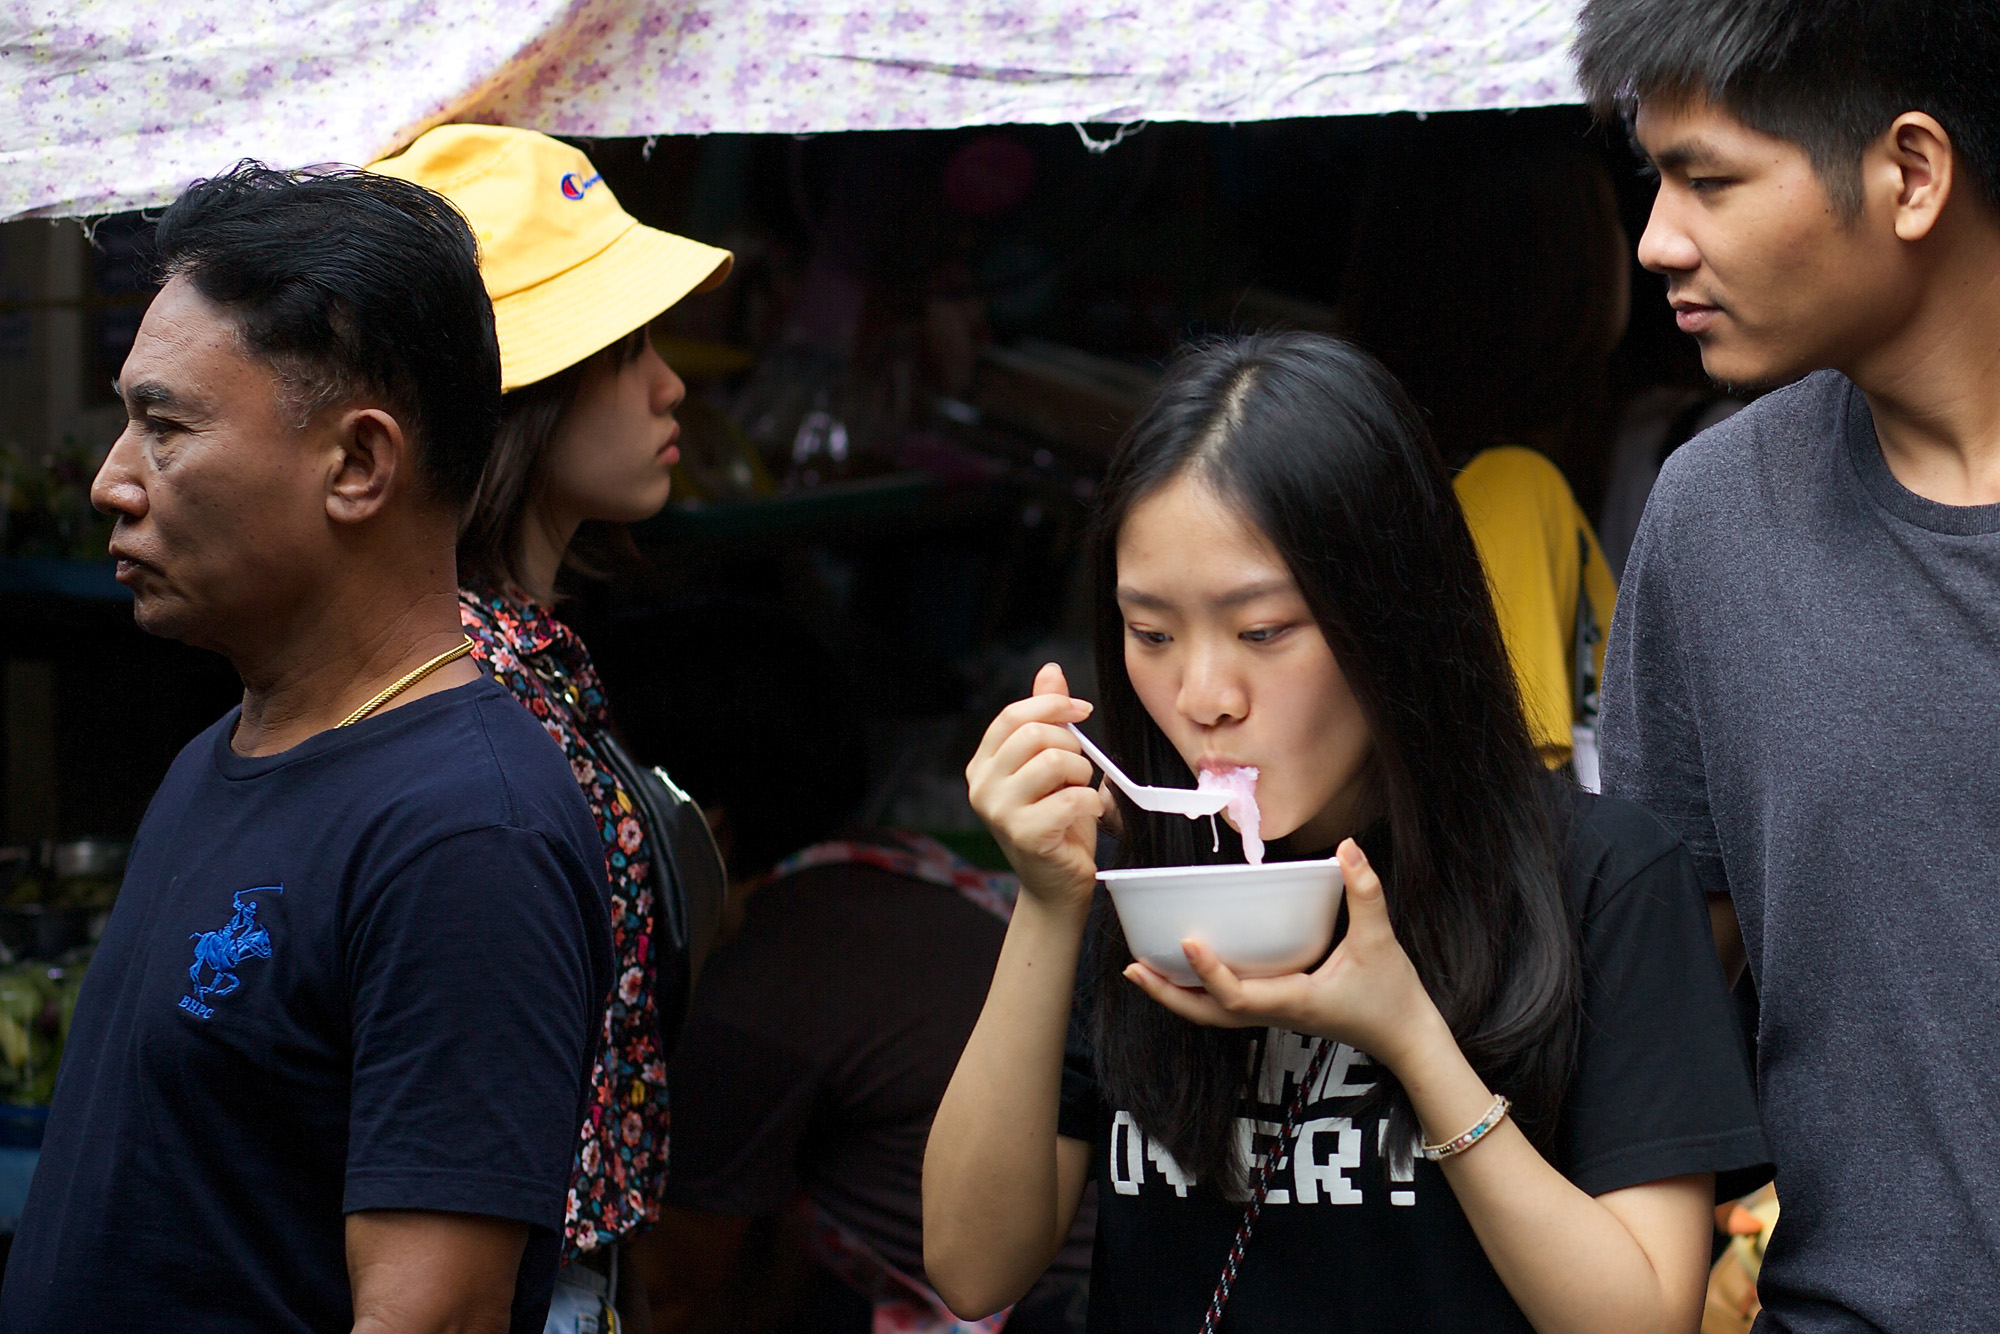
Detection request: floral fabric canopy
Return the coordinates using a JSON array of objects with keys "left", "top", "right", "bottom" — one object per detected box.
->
[{"left": 2, "top": 0, "right": 1582, "bottom": 220}]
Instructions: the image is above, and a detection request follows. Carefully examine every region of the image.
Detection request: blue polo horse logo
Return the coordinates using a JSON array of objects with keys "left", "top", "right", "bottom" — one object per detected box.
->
[{"left": 181, "top": 885, "right": 282, "bottom": 1019}]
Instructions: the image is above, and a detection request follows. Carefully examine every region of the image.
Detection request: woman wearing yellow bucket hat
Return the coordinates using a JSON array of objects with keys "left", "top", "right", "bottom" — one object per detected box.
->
[{"left": 372, "top": 123, "right": 733, "bottom": 1334}]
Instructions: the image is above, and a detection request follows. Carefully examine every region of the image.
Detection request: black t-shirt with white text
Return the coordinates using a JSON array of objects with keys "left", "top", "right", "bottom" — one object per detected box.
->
[
  {"left": 1059, "top": 791, "right": 1769, "bottom": 1333},
  {"left": 0, "top": 679, "right": 613, "bottom": 1334}
]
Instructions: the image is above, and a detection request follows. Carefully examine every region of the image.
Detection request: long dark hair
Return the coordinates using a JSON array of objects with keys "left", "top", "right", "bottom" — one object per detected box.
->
[
  {"left": 1087, "top": 332, "right": 1578, "bottom": 1190},
  {"left": 457, "top": 325, "right": 649, "bottom": 589}
]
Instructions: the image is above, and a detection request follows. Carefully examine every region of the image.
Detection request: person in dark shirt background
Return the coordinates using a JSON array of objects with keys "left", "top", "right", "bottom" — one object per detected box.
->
[
  {"left": 0, "top": 163, "right": 613, "bottom": 1334},
  {"left": 594, "top": 601, "right": 1092, "bottom": 1334}
]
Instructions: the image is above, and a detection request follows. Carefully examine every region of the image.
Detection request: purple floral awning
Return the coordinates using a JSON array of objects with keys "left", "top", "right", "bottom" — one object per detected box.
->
[{"left": 2, "top": 0, "right": 1582, "bottom": 220}]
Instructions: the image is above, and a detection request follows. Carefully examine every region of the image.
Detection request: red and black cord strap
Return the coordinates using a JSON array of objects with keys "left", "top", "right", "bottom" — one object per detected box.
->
[{"left": 1199, "top": 1037, "right": 1335, "bottom": 1334}]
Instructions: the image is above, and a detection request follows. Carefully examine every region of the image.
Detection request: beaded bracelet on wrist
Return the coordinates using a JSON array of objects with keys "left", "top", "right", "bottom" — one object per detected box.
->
[{"left": 1417, "top": 1095, "right": 1511, "bottom": 1162}]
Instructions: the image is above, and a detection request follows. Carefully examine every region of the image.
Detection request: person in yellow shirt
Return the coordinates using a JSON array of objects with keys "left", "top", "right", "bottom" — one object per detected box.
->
[{"left": 1453, "top": 447, "right": 1619, "bottom": 785}]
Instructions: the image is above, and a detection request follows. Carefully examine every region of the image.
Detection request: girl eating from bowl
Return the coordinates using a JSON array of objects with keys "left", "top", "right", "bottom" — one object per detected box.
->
[{"left": 924, "top": 333, "right": 1768, "bottom": 1334}]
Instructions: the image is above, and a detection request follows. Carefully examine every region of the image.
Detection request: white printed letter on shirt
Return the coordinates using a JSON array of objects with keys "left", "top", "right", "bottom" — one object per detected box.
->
[
  {"left": 1378, "top": 1120, "right": 1416, "bottom": 1206},
  {"left": 1147, "top": 1137, "right": 1195, "bottom": 1197},
  {"left": 1293, "top": 1117, "right": 1364, "bottom": 1205},
  {"left": 1110, "top": 1110, "right": 1146, "bottom": 1195},
  {"left": 1109, "top": 1109, "right": 1196, "bottom": 1197},
  {"left": 1310, "top": 1043, "right": 1378, "bottom": 1100}
]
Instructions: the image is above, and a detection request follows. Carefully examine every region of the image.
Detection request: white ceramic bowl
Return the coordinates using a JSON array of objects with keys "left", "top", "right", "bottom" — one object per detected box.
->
[{"left": 1099, "top": 858, "right": 1344, "bottom": 988}]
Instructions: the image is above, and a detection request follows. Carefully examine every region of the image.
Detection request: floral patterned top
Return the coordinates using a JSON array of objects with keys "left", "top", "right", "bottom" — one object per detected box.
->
[{"left": 459, "top": 580, "right": 666, "bottom": 1257}]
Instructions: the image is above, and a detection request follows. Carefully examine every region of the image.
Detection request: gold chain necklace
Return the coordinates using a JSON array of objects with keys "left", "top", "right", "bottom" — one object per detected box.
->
[{"left": 335, "top": 638, "right": 476, "bottom": 728}]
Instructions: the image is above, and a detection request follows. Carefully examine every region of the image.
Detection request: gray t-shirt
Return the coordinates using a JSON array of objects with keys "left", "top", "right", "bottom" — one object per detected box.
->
[{"left": 1601, "top": 369, "right": 2000, "bottom": 1332}]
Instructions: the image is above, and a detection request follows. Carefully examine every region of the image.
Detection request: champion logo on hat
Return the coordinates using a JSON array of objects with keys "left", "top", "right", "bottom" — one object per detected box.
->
[{"left": 560, "top": 171, "right": 603, "bottom": 201}]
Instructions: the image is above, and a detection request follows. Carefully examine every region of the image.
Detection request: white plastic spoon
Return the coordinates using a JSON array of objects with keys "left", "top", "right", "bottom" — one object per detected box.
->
[{"left": 1067, "top": 724, "right": 1230, "bottom": 817}]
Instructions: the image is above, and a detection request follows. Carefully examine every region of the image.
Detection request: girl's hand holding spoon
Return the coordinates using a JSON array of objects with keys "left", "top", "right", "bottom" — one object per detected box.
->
[{"left": 965, "top": 663, "right": 1106, "bottom": 917}]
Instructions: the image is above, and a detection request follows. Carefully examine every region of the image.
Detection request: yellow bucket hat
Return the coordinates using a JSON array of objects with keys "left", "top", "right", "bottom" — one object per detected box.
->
[{"left": 372, "top": 125, "right": 733, "bottom": 393}]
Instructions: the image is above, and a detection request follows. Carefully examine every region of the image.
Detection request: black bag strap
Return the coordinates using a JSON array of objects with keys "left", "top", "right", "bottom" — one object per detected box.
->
[
  {"left": 519, "top": 652, "right": 729, "bottom": 1057},
  {"left": 1572, "top": 528, "right": 1603, "bottom": 729},
  {"left": 595, "top": 727, "right": 730, "bottom": 1057}
]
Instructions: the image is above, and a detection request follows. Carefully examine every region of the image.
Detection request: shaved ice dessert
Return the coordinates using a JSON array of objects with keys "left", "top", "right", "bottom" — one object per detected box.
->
[{"left": 1196, "top": 765, "right": 1263, "bottom": 864}]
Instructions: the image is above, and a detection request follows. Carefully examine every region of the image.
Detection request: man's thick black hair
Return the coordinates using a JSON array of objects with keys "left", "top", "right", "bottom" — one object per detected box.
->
[
  {"left": 152, "top": 161, "right": 501, "bottom": 509},
  {"left": 1575, "top": 0, "right": 2000, "bottom": 216}
]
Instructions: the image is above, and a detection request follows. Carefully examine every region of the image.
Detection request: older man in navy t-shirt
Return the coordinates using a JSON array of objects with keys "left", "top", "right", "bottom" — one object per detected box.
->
[{"left": 0, "top": 164, "right": 611, "bottom": 1334}]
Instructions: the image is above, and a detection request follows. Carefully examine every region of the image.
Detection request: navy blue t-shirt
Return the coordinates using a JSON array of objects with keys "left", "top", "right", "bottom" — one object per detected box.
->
[{"left": 0, "top": 678, "right": 612, "bottom": 1334}]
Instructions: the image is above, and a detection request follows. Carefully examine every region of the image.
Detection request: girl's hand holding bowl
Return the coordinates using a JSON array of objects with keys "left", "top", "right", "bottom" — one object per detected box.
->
[
  {"left": 1123, "top": 838, "right": 1444, "bottom": 1072},
  {"left": 965, "top": 662, "right": 1107, "bottom": 918}
]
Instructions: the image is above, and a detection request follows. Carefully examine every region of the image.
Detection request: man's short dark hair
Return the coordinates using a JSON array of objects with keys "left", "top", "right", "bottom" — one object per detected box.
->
[
  {"left": 1575, "top": 0, "right": 2000, "bottom": 218},
  {"left": 152, "top": 161, "right": 501, "bottom": 509}
]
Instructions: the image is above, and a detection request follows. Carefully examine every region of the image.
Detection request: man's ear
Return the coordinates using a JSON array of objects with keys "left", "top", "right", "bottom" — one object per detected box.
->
[
  {"left": 326, "top": 407, "right": 408, "bottom": 525},
  {"left": 1881, "top": 111, "right": 1957, "bottom": 243}
]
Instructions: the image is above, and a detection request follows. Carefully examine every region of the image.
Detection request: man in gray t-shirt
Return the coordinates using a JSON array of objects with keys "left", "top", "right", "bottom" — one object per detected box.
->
[{"left": 1578, "top": 1, "right": 2000, "bottom": 1328}]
